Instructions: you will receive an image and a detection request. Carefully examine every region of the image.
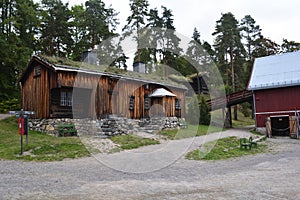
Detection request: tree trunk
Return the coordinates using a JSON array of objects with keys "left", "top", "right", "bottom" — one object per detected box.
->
[
  {"left": 230, "top": 48, "right": 238, "bottom": 120},
  {"left": 197, "top": 72, "right": 201, "bottom": 94}
]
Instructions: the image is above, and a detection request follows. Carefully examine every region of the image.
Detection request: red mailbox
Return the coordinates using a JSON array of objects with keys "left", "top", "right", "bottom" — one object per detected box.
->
[{"left": 18, "top": 118, "right": 24, "bottom": 135}]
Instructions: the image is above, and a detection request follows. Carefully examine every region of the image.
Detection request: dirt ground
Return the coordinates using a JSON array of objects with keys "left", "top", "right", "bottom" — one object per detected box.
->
[{"left": 0, "top": 129, "right": 300, "bottom": 199}]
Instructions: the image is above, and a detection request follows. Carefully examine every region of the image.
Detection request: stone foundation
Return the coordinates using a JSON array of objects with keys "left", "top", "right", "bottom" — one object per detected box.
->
[{"left": 29, "top": 117, "right": 186, "bottom": 137}]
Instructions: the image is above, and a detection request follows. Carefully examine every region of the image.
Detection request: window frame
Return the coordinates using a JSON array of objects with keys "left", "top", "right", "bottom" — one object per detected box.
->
[
  {"left": 60, "top": 90, "right": 72, "bottom": 107},
  {"left": 175, "top": 98, "right": 181, "bottom": 110}
]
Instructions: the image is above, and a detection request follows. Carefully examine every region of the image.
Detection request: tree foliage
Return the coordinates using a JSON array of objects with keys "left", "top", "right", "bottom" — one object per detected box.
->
[
  {"left": 0, "top": 0, "right": 299, "bottom": 110},
  {"left": 199, "top": 96, "right": 210, "bottom": 125}
]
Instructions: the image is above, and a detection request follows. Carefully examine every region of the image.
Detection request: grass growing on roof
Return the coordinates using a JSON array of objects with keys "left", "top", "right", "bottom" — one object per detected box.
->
[
  {"left": 0, "top": 117, "right": 90, "bottom": 161},
  {"left": 110, "top": 134, "right": 160, "bottom": 150},
  {"left": 186, "top": 136, "right": 267, "bottom": 161},
  {"left": 42, "top": 55, "right": 186, "bottom": 89}
]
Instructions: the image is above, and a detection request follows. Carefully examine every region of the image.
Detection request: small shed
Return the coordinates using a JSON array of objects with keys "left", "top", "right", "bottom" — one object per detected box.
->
[
  {"left": 248, "top": 51, "right": 300, "bottom": 135},
  {"left": 19, "top": 55, "right": 187, "bottom": 119}
]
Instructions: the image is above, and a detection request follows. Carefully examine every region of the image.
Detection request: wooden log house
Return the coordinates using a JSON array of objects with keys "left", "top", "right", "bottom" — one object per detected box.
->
[{"left": 19, "top": 55, "right": 186, "bottom": 119}]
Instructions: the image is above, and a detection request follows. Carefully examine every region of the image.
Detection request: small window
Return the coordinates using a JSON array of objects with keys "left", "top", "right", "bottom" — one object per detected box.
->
[
  {"left": 60, "top": 91, "right": 67, "bottom": 106},
  {"left": 60, "top": 91, "right": 72, "bottom": 107},
  {"left": 34, "top": 66, "right": 41, "bottom": 76},
  {"left": 129, "top": 96, "right": 135, "bottom": 110},
  {"left": 67, "top": 92, "right": 72, "bottom": 106},
  {"left": 175, "top": 99, "right": 181, "bottom": 110}
]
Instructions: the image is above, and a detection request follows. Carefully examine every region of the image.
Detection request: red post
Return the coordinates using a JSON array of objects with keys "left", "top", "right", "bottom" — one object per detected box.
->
[
  {"left": 18, "top": 117, "right": 24, "bottom": 155},
  {"left": 18, "top": 118, "right": 24, "bottom": 135}
]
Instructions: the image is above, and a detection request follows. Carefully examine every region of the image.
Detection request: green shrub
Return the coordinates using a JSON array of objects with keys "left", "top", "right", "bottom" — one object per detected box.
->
[
  {"left": 187, "top": 95, "right": 200, "bottom": 125},
  {"left": 241, "top": 102, "right": 251, "bottom": 117},
  {"left": 0, "top": 98, "right": 20, "bottom": 113},
  {"left": 199, "top": 96, "right": 210, "bottom": 125}
]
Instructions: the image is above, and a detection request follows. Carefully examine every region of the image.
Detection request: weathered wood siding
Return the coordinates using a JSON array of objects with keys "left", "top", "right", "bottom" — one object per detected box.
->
[
  {"left": 21, "top": 62, "right": 55, "bottom": 118},
  {"left": 172, "top": 88, "right": 186, "bottom": 118},
  {"left": 21, "top": 58, "right": 186, "bottom": 119}
]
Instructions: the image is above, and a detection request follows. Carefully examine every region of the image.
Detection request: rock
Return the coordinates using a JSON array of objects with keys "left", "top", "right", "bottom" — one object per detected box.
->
[{"left": 45, "top": 125, "right": 55, "bottom": 131}]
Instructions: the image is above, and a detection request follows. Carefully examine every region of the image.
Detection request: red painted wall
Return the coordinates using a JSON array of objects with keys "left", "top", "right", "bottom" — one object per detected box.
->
[{"left": 254, "top": 86, "right": 300, "bottom": 127}]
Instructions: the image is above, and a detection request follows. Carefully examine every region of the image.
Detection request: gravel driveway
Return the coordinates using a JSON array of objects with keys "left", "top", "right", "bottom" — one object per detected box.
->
[
  {"left": 0, "top": 114, "right": 10, "bottom": 120},
  {"left": 1, "top": 129, "right": 300, "bottom": 199}
]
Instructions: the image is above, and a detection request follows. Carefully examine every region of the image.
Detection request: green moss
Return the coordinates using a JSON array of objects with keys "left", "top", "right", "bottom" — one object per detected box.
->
[{"left": 40, "top": 55, "right": 187, "bottom": 90}]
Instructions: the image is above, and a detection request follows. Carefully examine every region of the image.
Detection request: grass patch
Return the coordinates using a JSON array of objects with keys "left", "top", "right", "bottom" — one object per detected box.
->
[
  {"left": 211, "top": 108, "right": 255, "bottom": 127},
  {"left": 110, "top": 134, "right": 159, "bottom": 150},
  {"left": 250, "top": 129, "right": 265, "bottom": 136},
  {"left": 158, "top": 124, "right": 223, "bottom": 140},
  {"left": 186, "top": 136, "right": 267, "bottom": 161},
  {"left": 0, "top": 117, "right": 90, "bottom": 161}
]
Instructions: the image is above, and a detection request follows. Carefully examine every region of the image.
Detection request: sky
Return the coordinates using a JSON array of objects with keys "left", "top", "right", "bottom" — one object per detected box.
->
[{"left": 62, "top": 0, "right": 300, "bottom": 45}]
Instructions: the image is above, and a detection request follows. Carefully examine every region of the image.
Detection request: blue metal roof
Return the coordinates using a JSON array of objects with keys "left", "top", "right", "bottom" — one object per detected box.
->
[{"left": 248, "top": 51, "right": 300, "bottom": 91}]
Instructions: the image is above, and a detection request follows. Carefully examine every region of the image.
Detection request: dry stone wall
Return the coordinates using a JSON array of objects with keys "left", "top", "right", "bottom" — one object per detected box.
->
[{"left": 28, "top": 117, "right": 185, "bottom": 137}]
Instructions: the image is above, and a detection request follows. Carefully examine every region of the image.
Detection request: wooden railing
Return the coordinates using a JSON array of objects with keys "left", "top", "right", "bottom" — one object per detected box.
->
[{"left": 206, "top": 90, "right": 253, "bottom": 111}]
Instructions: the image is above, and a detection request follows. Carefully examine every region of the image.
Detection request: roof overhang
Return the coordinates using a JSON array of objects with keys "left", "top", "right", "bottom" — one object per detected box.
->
[
  {"left": 149, "top": 88, "right": 177, "bottom": 97},
  {"left": 19, "top": 55, "right": 187, "bottom": 91},
  {"left": 248, "top": 51, "right": 300, "bottom": 91}
]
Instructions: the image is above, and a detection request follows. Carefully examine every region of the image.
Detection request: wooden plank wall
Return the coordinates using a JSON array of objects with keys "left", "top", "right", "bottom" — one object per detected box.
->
[
  {"left": 21, "top": 62, "right": 56, "bottom": 118},
  {"left": 22, "top": 61, "right": 186, "bottom": 119}
]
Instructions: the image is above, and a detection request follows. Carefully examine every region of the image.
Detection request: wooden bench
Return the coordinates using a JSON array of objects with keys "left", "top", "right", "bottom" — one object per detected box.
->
[
  {"left": 57, "top": 124, "right": 77, "bottom": 137},
  {"left": 249, "top": 136, "right": 258, "bottom": 148},
  {"left": 240, "top": 138, "right": 252, "bottom": 150}
]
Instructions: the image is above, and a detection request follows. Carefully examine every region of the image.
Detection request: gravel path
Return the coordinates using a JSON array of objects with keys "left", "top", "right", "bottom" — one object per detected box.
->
[
  {"left": 0, "top": 114, "right": 10, "bottom": 120},
  {"left": 93, "top": 128, "right": 253, "bottom": 173},
  {"left": 1, "top": 128, "right": 300, "bottom": 199}
]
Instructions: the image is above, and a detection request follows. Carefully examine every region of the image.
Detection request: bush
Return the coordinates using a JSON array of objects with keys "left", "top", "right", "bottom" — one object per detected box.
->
[
  {"left": 241, "top": 102, "right": 251, "bottom": 117},
  {"left": 187, "top": 95, "right": 200, "bottom": 125},
  {"left": 199, "top": 96, "right": 210, "bottom": 125},
  {"left": 0, "top": 98, "right": 20, "bottom": 113}
]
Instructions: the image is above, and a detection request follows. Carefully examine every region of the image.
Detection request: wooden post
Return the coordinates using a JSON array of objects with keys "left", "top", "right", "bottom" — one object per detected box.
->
[{"left": 228, "top": 106, "right": 232, "bottom": 128}]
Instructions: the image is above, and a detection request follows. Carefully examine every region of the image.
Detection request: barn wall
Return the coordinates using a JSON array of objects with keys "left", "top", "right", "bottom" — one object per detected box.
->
[{"left": 254, "top": 86, "right": 300, "bottom": 127}]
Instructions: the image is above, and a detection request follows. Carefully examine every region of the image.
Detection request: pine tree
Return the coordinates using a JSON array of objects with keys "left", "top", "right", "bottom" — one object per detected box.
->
[
  {"left": 160, "top": 6, "right": 181, "bottom": 67},
  {"left": 84, "top": 0, "right": 118, "bottom": 50},
  {"left": 252, "top": 36, "right": 280, "bottom": 57},
  {"left": 69, "top": 5, "right": 89, "bottom": 61},
  {"left": 281, "top": 39, "right": 300, "bottom": 53},
  {"left": 123, "top": 0, "right": 149, "bottom": 62},
  {"left": 213, "top": 12, "right": 246, "bottom": 120},
  {"left": 40, "top": 0, "right": 72, "bottom": 57},
  {"left": 240, "top": 15, "right": 262, "bottom": 61}
]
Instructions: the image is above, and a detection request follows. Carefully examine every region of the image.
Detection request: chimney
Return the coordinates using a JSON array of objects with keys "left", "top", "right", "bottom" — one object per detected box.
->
[
  {"left": 82, "top": 50, "right": 98, "bottom": 65},
  {"left": 133, "top": 62, "right": 146, "bottom": 73}
]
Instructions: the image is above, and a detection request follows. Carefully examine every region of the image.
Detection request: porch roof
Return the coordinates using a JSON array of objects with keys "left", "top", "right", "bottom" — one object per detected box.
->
[{"left": 149, "top": 88, "right": 177, "bottom": 97}]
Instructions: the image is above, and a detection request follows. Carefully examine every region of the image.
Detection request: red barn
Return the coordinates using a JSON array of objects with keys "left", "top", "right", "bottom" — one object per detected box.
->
[{"left": 248, "top": 51, "right": 300, "bottom": 135}]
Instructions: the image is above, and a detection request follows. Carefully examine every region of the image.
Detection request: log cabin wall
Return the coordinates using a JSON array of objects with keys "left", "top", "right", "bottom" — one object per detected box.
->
[
  {"left": 172, "top": 88, "right": 186, "bottom": 118},
  {"left": 109, "top": 79, "right": 145, "bottom": 119},
  {"left": 20, "top": 56, "right": 186, "bottom": 119},
  {"left": 21, "top": 61, "right": 56, "bottom": 118},
  {"left": 58, "top": 71, "right": 99, "bottom": 119}
]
